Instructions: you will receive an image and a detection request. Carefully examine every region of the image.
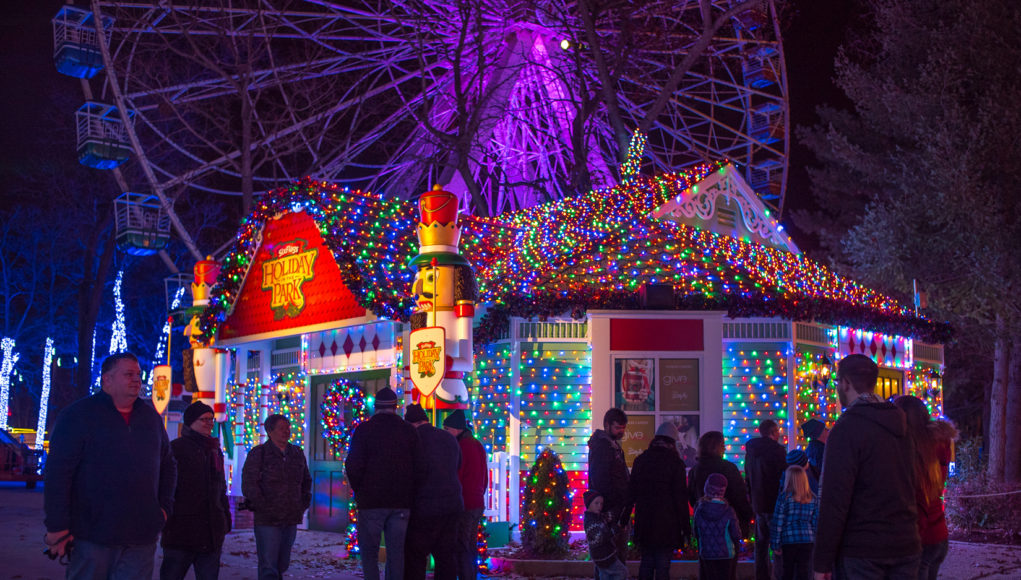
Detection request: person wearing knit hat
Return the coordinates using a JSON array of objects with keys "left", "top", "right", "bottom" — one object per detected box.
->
[
  {"left": 404, "top": 403, "right": 429, "bottom": 425},
  {"left": 442, "top": 408, "right": 488, "bottom": 580},
  {"left": 694, "top": 472, "right": 742, "bottom": 579},
  {"left": 583, "top": 489, "right": 627, "bottom": 580},
  {"left": 374, "top": 386, "right": 399, "bottom": 408},
  {"left": 779, "top": 449, "right": 819, "bottom": 496},
  {"left": 799, "top": 418, "right": 828, "bottom": 481},
  {"left": 628, "top": 421, "right": 691, "bottom": 580},
  {"left": 786, "top": 448, "right": 808, "bottom": 467},
  {"left": 345, "top": 386, "right": 420, "bottom": 580},
  {"left": 163, "top": 401, "right": 232, "bottom": 578},
  {"left": 183, "top": 400, "right": 215, "bottom": 428}
]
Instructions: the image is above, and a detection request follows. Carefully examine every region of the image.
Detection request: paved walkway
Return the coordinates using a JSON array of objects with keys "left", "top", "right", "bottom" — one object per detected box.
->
[{"left": 3, "top": 482, "right": 1018, "bottom": 579}]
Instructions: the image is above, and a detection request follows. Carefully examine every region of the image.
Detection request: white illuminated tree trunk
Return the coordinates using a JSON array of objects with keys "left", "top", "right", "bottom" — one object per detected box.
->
[
  {"left": 0, "top": 338, "right": 19, "bottom": 430},
  {"left": 35, "top": 338, "right": 54, "bottom": 449}
]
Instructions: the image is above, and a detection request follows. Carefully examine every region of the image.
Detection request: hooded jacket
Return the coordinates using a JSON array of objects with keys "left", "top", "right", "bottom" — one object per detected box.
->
[
  {"left": 744, "top": 435, "right": 787, "bottom": 513},
  {"left": 688, "top": 455, "right": 753, "bottom": 537},
  {"left": 587, "top": 429, "right": 629, "bottom": 517},
  {"left": 813, "top": 400, "right": 921, "bottom": 574},
  {"left": 627, "top": 436, "right": 691, "bottom": 549},
  {"left": 693, "top": 498, "right": 742, "bottom": 560}
]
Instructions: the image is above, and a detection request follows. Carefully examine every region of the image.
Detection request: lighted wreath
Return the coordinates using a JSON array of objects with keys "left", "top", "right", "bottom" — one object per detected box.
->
[{"left": 320, "top": 379, "right": 369, "bottom": 459}]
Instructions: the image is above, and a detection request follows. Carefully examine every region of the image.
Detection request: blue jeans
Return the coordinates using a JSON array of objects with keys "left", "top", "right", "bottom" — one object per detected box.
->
[
  {"left": 638, "top": 546, "right": 671, "bottom": 580},
  {"left": 253, "top": 525, "right": 297, "bottom": 580},
  {"left": 357, "top": 508, "right": 410, "bottom": 580},
  {"left": 918, "top": 541, "right": 948, "bottom": 580},
  {"left": 597, "top": 558, "right": 628, "bottom": 580},
  {"left": 835, "top": 554, "right": 920, "bottom": 580},
  {"left": 160, "top": 547, "right": 222, "bottom": 580},
  {"left": 66, "top": 539, "right": 156, "bottom": 580}
]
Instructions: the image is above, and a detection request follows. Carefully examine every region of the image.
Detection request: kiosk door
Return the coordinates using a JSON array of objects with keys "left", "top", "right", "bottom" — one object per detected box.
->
[{"left": 308, "top": 370, "right": 390, "bottom": 532}]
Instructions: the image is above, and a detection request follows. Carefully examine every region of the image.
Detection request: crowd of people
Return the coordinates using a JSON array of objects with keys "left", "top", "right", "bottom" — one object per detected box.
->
[
  {"left": 41, "top": 354, "right": 489, "bottom": 580},
  {"left": 41, "top": 351, "right": 958, "bottom": 580},
  {"left": 584, "top": 354, "right": 958, "bottom": 580}
]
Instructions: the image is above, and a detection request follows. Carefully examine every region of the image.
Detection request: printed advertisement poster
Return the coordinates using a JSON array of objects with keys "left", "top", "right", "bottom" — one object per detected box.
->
[
  {"left": 659, "top": 358, "right": 699, "bottom": 412},
  {"left": 621, "top": 414, "right": 655, "bottom": 467},
  {"left": 615, "top": 358, "right": 655, "bottom": 412},
  {"left": 662, "top": 414, "right": 701, "bottom": 468}
]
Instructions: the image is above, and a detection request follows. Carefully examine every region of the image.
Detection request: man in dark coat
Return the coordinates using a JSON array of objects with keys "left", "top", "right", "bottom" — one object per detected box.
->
[
  {"left": 443, "top": 409, "right": 489, "bottom": 580},
  {"left": 626, "top": 422, "right": 690, "bottom": 580},
  {"left": 242, "top": 414, "right": 312, "bottom": 580},
  {"left": 800, "top": 418, "right": 827, "bottom": 481},
  {"left": 406, "top": 404, "right": 463, "bottom": 580},
  {"left": 161, "top": 401, "right": 232, "bottom": 580},
  {"left": 813, "top": 355, "right": 920, "bottom": 579},
  {"left": 345, "top": 387, "right": 420, "bottom": 580},
  {"left": 587, "top": 407, "right": 630, "bottom": 559},
  {"left": 688, "top": 430, "right": 754, "bottom": 538},
  {"left": 44, "top": 352, "right": 177, "bottom": 579},
  {"left": 744, "top": 419, "right": 787, "bottom": 580}
]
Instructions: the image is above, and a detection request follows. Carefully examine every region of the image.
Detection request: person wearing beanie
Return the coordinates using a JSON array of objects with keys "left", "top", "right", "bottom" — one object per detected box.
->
[
  {"left": 779, "top": 449, "right": 818, "bottom": 495},
  {"left": 345, "top": 388, "right": 421, "bottom": 580},
  {"left": 442, "top": 410, "right": 489, "bottom": 580},
  {"left": 161, "top": 401, "right": 232, "bottom": 579},
  {"left": 583, "top": 490, "right": 627, "bottom": 580},
  {"left": 405, "top": 407, "right": 463, "bottom": 580},
  {"left": 687, "top": 431, "right": 753, "bottom": 538},
  {"left": 242, "top": 413, "right": 311, "bottom": 580},
  {"left": 744, "top": 419, "right": 787, "bottom": 580},
  {"left": 405, "top": 403, "right": 429, "bottom": 424},
  {"left": 626, "top": 421, "right": 690, "bottom": 580},
  {"left": 694, "top": 472, "right": 741, "bottom": 580},
  {"left": 799, "top": 418, "right": 827, "bottom": 481}
]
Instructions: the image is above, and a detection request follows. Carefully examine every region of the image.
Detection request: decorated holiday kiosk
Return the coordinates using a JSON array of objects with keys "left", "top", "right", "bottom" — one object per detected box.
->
[{"left": 195, "top": 156, "right": 950, "bottom": 537}]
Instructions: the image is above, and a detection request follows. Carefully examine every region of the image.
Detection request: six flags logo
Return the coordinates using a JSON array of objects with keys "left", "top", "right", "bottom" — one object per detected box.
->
[{"left": 261, "top": 240, "right": 318, "bottom": 319}]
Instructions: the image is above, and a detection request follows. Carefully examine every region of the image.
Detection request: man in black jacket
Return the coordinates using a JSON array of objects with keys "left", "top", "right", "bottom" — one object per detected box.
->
[
  {"left": 345, "top": 387, "right": 420, "bottom": 580},
  {"left": 587, "top": 408, "right": 630, "bottom": 557},
  {"left": 242, "top": 414, "right": 312, "bottom": 580},
  {"left": 44, "top": 352, "right": 177, "bottom": 579},
  {"left": 745, "top": 419, "right": 786, "bottom": 580},
  {"left": 161, "top": 401, "right": 232, "bottom": 580},
  {"left": 813, "top": 354, "right": 920, "bottom": 580},
  {"left": 405, "top": 404, "right": 463, "bottom": 580}
]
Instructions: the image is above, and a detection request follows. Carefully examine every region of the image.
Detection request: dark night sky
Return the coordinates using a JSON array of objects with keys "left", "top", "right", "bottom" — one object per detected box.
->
[{"left": 2, "top": 0, "right": 855, "bottom": 241}]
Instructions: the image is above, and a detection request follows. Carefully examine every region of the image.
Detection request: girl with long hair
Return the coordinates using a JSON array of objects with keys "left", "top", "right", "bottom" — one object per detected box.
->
[
  {"left": 893, "top": 395, "right": 959, "bottom": 580},
  {"left": 770, "top": 465, "right": 818, "bottom": 580}
]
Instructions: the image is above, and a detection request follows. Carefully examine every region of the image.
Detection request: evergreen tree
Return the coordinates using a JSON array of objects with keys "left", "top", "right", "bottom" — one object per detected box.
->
[
  {"left": 521, "top": 447, "right": 572, "bottom": 556},
  {"left": 796, "top": 0, "right": 1021, "bottom": 481}
]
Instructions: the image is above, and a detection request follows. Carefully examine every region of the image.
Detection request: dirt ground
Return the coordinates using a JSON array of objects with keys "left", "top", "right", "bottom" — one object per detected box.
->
[{"left": 2, "top": 482, "right": 1018, "bottom": 579}]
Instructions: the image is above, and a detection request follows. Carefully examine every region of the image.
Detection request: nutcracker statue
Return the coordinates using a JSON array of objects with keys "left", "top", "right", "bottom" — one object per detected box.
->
[
  {"left": 407, "top": 185, "right": 478, "bottom": 412},
  {"left": 184, "top": 257, "right": 232, "bottom": 423}
]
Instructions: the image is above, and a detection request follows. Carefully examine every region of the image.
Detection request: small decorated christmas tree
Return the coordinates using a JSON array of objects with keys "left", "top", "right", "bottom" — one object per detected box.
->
[{"left": 521, "top": 447, "right": 571, "bottom": 556}]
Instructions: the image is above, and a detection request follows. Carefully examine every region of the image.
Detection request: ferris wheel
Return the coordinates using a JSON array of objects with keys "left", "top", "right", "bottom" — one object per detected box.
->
[{"left": 60, "top": 0, "right": 789, "bottom": 218}]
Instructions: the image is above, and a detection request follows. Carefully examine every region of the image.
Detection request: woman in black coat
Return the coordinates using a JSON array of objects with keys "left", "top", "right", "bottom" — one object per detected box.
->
[
  {"left": 687, "top": 430, "right": 754, "bottom": 538},
  {"left": 161, "top": 402, "right": 232, "bottom": 580},
  {"left": 626, "top": 422, "right": 691, "bottom": 580}
]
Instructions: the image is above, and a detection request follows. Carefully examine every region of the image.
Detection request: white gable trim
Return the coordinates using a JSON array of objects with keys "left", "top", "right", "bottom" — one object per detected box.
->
[{"left": 651, "top": 164, "right": 800, "bottom": 254}]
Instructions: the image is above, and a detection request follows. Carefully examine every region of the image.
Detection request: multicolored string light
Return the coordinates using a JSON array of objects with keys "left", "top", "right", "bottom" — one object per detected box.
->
[
  {"left": 197, "top": 166, "right": 950, "bottom": 347},
  {"left": 722, "top": 344, "right": 789, "bottom": 466},
  {"left": 319, "top": 378, "right": 369, "bottom": 459},
  {"left": 520, "top": 447, "right": 571, "bottom": 556}
]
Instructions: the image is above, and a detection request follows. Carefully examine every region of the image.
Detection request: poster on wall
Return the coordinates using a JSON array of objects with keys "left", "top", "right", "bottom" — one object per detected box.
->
[
  {"left": 662, "top": 414, "right": 700, "bottom": 468},
  {"left": 615, "top": 358, "right": 655, "bottom": 412},
  {"left": 621, "top": 414, "right": 655, "bottom": 467},
  {"left": 659, "top": 358, "right": 699, "bottom": 412}
]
